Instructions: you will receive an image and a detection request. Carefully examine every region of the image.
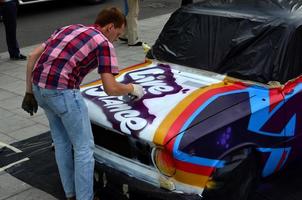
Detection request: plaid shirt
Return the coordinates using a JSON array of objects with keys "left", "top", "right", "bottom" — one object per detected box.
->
[{"left": 32, "top": 24, "right": 119, "bottom": 89}]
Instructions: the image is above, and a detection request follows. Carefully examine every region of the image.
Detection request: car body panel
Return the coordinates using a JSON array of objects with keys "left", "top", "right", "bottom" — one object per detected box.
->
[
  {"left": 81, "top": 60, "right": 225, "bottom": 142},
  {"left": 81, "top": 59, "right": 302, "bottom": 193}
]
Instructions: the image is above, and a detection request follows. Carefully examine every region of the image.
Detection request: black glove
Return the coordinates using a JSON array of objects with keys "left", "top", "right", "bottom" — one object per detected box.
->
[{"left": 21, "top": 92, "right": 38, "bottom": 116}]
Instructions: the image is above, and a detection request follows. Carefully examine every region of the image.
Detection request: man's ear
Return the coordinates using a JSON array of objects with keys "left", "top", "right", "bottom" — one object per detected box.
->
[{"left": 107, "top": 23, "right": 114, "bottom": 32}]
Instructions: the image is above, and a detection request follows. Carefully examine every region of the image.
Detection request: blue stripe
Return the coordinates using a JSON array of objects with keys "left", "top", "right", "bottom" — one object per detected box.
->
[{"left": 173, "top": 88, "right": 252, "bottom": 168}]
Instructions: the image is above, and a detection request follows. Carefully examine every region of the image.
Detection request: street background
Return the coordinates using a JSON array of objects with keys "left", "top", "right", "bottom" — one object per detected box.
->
[{"left": 0, "top": 0, "right": 180, "bottom": 52}]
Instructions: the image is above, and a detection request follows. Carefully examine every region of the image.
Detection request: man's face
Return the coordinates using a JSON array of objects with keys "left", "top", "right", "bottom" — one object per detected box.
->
[{"left": 107, "top": 23, "right": 125, "bottom": 43}]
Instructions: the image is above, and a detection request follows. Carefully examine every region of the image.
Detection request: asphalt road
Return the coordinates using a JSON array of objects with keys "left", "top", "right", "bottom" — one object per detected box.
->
[{"left": 0, "top": 0, "right": 180, "bottom": 53}]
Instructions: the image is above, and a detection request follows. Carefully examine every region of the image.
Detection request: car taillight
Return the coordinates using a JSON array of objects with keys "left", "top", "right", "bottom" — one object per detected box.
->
[{"left": 152, "top": 147, "right": 176, "bottom": 177}]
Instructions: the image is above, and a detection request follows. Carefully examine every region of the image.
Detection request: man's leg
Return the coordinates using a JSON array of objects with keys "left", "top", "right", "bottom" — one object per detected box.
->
[
  {"left": 2, "top": 1, "right": 20, "bottom": 57},
  {"left": 60, "top": 90, "right": 95, "bottom": 200},
  {"left": 32, "top": 86, "right": 76, "bottom": 199},
  {"left": 127, "top": 0, "right": 140, "bottom": 45}
]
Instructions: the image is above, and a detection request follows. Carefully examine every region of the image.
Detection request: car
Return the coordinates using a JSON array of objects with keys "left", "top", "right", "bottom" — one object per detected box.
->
[
  {"left": 80, "top": 1, "right": 302, "bottom": 200},
  {"left": 17, "top": 0, "right": 103, "bottom": 5}
]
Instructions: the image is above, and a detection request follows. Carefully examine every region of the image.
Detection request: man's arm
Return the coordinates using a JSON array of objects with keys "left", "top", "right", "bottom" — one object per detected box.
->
[
  {"left": 101, "top": 72, "right": 133, "bottom": 96},
  {"left": 101, "top": 73, "right": 145, "bottom": 100},
  {"left": 25, "top": 44, "right": 45, "bottom": 93}
]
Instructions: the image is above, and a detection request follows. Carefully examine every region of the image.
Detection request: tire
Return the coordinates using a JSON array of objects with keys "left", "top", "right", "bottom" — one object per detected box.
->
[{"left": 203, "top": 148, "right": 260, "bottom": 200}]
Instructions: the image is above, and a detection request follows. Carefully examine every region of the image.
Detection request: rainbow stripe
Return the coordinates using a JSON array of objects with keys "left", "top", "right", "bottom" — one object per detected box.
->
[{"left": 154, "top": 80, "right": 247, "bottom": 187}]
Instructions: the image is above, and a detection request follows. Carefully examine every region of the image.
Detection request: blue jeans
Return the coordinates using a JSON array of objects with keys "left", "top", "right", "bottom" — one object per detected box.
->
[{"left": 33, "top": 85, "right": 95, "bottom": 200}]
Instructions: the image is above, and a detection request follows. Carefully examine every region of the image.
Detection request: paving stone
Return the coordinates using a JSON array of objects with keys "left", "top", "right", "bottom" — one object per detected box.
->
[
  {"left": 9, "top": 124, "right": 49, "bottom": 141},
  {"left": 0, "top": 173, "right": 31, "bottom": 200},
  {"left": 0, "top": 115, "right": 36, "bottom": 134},
  {"left": 31, "top": 114, "right": 49, "bottom": 127},
  {"left": 5, "top": 187, "right": 57, "bottom": 200},
  {"left": 0, "top": 74, "right": 20, "bottom": 88},
  {"left": 0, "top": 62, "right": 21, "bottom": 74},
  {"left": 0, "top": 107, "right": 15, "bottom": 120},
  {"left": 0, "top": 96, "right": 23, "bottom": 111},
  {"left": 0, "top": 131, "right": 15, "bottom": 144},
  {"left": 10, "top": 106, "right": 45, "bottom": 119},
  {"left": 1, "top": 66, "right": 26, "bottom": 81},
  {"left": 0, "top": 80, "right": 25, "bottom": 96},
  {"left": 0, "top": 90, "right": 18, "bottom": 101}
]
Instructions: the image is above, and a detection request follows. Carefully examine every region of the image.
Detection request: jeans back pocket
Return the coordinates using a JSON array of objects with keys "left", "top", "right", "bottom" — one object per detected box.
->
[{"left": 42, "top": 90, "right": 68, "bottom": 115}]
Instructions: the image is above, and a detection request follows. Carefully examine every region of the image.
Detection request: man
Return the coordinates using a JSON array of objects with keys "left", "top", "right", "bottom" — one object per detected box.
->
[
  {"left": 21, "top": 7, "right": 144, "bottom": 200},
  {"left": 0, "top": 0, "right": 26, "bottom": 60},
  {"left": 119, "top": 0, "right": 142, "bottom": 46}
]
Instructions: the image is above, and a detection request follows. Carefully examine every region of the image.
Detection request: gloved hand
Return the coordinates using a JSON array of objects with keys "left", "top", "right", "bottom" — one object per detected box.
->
[
  {"left": 21, "top": 92, "right": 38, "bottom": 116},
  {"left": 129, "top": 84, "right": 145, "bottom": 101}
]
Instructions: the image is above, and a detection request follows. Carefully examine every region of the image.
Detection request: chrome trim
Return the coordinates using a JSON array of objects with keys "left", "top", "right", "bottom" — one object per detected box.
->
[
  {"left": 94, "top": 145, "right": 204, "bottom": 195},
  {"left": 94, "top": 145, "right": 160, "bottom": 187},
  {"left": 18, "top": 0, "right": 54, "bottom": 5}
]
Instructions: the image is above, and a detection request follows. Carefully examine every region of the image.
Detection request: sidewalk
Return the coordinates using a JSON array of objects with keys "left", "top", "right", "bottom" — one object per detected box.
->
[{"left": 0, "top": 14, "right": 170, "bottom": 200}]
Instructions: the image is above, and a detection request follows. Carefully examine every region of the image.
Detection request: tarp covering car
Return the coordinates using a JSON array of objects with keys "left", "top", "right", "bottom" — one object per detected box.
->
[{"left": 149, "top": 0, "right": 302, "bottom": 84}]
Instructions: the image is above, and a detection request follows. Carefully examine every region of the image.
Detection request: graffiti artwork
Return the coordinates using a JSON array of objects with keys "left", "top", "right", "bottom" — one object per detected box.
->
[{"left": 80, "top": 59, "right": 302, "bottom": 198}]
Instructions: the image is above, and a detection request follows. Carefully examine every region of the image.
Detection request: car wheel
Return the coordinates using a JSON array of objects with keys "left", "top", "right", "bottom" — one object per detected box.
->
[{"left": 203, "top": 148, "right": 260, "bottom": 200}]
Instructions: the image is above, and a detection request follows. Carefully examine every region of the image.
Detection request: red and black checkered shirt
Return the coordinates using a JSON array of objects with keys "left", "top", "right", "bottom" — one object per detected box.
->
[{"left": 32, "top": 24, "right": 119, "bottom": 89}]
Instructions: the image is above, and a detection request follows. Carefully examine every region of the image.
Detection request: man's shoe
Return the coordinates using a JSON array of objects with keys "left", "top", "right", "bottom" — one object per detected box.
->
[
  {"left": 128, "top": 41, "right": 143, "bottom": 46},
  {"left": 119, "top": 37, "right": 128, "bottom": 42},
  {"left": 10, "top": 54, "right": 27, "bottom": 61}
]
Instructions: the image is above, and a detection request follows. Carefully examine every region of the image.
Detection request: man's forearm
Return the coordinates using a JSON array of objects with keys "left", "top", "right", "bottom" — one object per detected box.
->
[{"left": 25, "top": 45, "right": 45, "bottom": 93}]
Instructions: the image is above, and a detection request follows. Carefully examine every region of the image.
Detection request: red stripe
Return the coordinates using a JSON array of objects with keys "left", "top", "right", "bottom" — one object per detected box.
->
[
  {"left": 164, "top": 84, "right": 246, "bottom": 145},
  {"left": 166, "top": 138, "right": 214, "bottom": 176},
  {"left": 269, "top": 89, "right": 284, "bottom": 112},
  {"left": 174, "top": 159, "right": 215, "bottom": 176},
  {"left": 275, "top": 151, "right": 287, "bottom": 172}
]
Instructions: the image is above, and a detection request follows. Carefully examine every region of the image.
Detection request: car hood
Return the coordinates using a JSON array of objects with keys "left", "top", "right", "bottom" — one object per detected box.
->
[{"left": 80, "top": 60, "right": 257, "bottom": 145}]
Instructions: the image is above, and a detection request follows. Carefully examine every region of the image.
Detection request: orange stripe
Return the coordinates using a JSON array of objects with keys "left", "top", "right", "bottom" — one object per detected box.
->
[
  {"left": 153, "top": 82, "right": 225, "bottom": 145},
  {"left": 173, "top": 169, "right": 209, "bottom": 187}
]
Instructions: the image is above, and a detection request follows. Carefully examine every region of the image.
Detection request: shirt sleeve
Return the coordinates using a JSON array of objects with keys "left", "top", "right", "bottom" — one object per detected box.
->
[
  {"left": 42, "top": 27, "right": 63, "bottom": 48},
  {"left": 97, "top": 40, "right": 119, "bottom": 75}
]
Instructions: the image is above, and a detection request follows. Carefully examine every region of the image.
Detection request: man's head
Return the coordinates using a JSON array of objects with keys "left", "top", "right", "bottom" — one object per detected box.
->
[{"left": 95, "top": 7, "right": 126, "bottom": 42}]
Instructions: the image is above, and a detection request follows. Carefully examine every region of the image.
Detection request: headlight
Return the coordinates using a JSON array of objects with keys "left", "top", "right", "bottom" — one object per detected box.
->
[{"left": 152, "top": 147, "right": 176, "bottom": 177}]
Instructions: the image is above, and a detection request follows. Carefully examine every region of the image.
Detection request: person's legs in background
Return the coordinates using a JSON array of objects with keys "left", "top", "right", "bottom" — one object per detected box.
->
[
  {"left": 120, "top": 0, "right": 142, "bottom": 46},
  {"left": 123, "top": 0, "right": 128, "bottom": 15},
  {"left": 2, "top": 1, "right": 26, "bottom": 60}
]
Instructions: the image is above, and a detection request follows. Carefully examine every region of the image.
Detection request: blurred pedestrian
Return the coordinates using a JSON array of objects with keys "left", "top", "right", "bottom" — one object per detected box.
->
[
  {"left": 123, "top": 0, "right": 128, "bottom": 15},
  {"left": 0, "top": 0, "right": 26, "bottom": 60},
  {"left": 181, "top": 0, "right": 193, "bottom": 6},
  {"left": 119, "top": 0, "right": 142, "bottom": 46},
  {"left": 21, "top": 7, "right": 144, "bottom": 200}
]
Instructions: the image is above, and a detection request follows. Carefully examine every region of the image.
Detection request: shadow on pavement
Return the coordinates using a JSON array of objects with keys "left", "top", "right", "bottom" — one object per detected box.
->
[{"left": 1, "top": 132, "right": 302, "bottom": 200}]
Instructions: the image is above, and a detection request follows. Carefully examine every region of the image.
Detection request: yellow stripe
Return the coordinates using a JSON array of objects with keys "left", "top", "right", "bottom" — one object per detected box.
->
[
  {"left": 80, "top": 60, "right": 152, "bottom": 88},
  {"left": 153, "top": 82, "right": 230, "bottom": 145},
  {"left": 173, "top": 169, "right": 209, "bottom": 187}
]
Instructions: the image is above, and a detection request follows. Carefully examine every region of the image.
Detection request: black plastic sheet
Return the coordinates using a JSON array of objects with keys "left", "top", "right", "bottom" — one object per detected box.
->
[{"left": 150, "top": 0, "right": 302, "bottom": 84}]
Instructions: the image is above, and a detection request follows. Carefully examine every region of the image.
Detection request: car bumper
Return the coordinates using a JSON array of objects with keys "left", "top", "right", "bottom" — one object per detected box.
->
[{"left": 94, "top": 145, "right": 203, "bottom": 200}]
